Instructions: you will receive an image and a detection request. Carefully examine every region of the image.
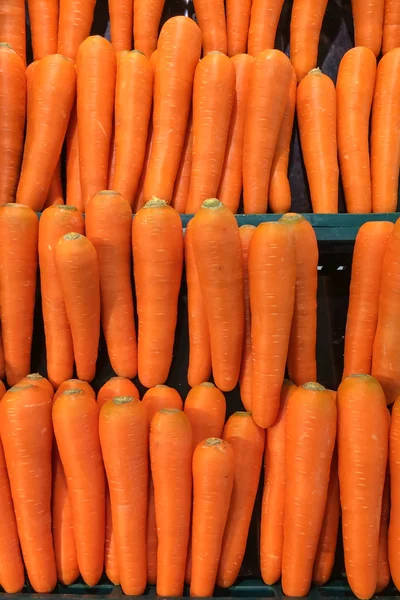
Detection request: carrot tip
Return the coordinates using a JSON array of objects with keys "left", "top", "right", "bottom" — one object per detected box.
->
[{"left": 113, "top": 395, "right": 134, "bottom": 405}]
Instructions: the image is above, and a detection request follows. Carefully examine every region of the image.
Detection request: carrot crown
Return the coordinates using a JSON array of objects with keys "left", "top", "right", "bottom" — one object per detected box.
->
[
  {"left": 61, "top": 389, "right": 83, "bottom": 396},
  {"left": 159, "top": 408, "right": 181, "bottom": 414},
  {"left": 301, "top": 382, "right": 325, "bottom": 391},
  {"left": 204, "top": 437, "right": 223, "bottom": 447},
  {"left": 25, "top": 373, "right": 44, "bottom": 381},
  {"left": 9, "top": 384, "right": 34, "bottom": 392},
  {"left": 113, "top": 396, "right": 134, "bottom": 405},
  {"left": 62, "top": 232, "right": 83, "bottom": 241},
  {"left": 202, "top": 198, "right": 222, "bottom": 210},
  {"left": 144, "top": 197, "right": 168, "bottom": 208},
  {"left": 199, "top": 382, "right": 215, "bottom": 388}
]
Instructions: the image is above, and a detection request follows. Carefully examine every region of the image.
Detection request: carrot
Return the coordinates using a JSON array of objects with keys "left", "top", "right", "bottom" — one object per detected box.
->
[
  {"left": 0, "top": 45, "right": 26, "bottom": 207},
  {"left": 344, "top": 221, "right": 393, "bottom": 379},
  {"left": 290, "top": 0, "right": 328, "bottom": 82},
  {"left": 248, "top": 0, "right": 285, "bottom": 55},
  {"left": 280, "top": 214, "right": 318, "bottom": 385},
  {"left": 132, "top": 199, "right": 183, "bottom": 387},
  {"left": 185, "top": 219, "right": 212, "bottom": 388},
  {"left": 171, "top": 114, "right": 193, "bottom": 213},
  {"left": 54, "top": 233, "right": 100, "bottom": 382},
  {"left": 383, "top": 1, "right": 400, "bottom": 55},
  {"left": 109, "top": 0, "right": 133, "bottom": 51},
  {"left": 217, "top": 413, "right": 265, "bottom": 588},
  {"left": 0, "top": 328, "right": 5, "bottom": 380},
  {"left": 371, "top": 48, "right": 400, "bottom": 213},
  {"left": 18, "top": 372, "right": 54, "bottom": 398},
  {"left": 260, "top": 380, "right": 296, "bottom": 585},
  {"left": 190, "top": 438, "right": 235, "bottom": 597},
  {"left": 184, "top": 382, "right": 226, "bottom": 449},
  {"left": 54, "top": 379, "right": 95, "bottom": 400},
  {"left": 27, "top": 0, "right": 58, "bottom": 59},
  {"left": 0, "top": 204, "right": 38, "bottom": 386},
  {"left": 150, "top": 409, "right": 192, "bottom": 596},
  {"left": 248, "top": 222, "right": 295, "bottom": 428},
  {"left": 57, "top": 0, "right": 96, "bottom": 61},
  {"left": 39, "top": 205, "right": 85, "bottom": 388},
  {"left": 142, "top": 385, "right": 183, "bottom": 420},
  {"left": 0, "top": 384, "right": 56, "bottom": 592},
  {"left": 98, "top": 377, "right": 140, "bottom": 410},
  {"left": 191, "top": 199, "right": 244, "bottom": 392},
  {"left": 218, "top": 54, "right": 254, "bottom": 213},
  {"left": 77, "top": 36, "right": 116, "bottom": 207},
  {"left": 269, "top": 72, "right": 297, "bottom": 214},
  {"left": 0, "top": 0, "right": 26, "bottom": 65},
  {"left": 297, "top": 68, "right": 338, "bottom": 213},
  {"left": 133, "top": 0, "right": 165, "bottom": 57},
  {"left": 282, "top": 383, "right": 336, "bottom": 597},
  {"left": 192, "top": 0, "right": 227, "bottom": 54},
  {"left": 226, "top": 0, "right": 252, "bottom": 55},
  {"left": 376, "top": 467, "right": 390, "bottom": 593},
  {"left": 112, "top": 51, "right": 153, "bottom": 207},
  {"left": 351, "top": 0, "right": 384, "bottom": 56},
  {"left": 53, "top": 388, "right": 105, "bottom": 587},
  {"left": 389, "top": 400, "right": 400, "bottom": 590},
  {"left": 17, "top": 54, "right": 76, "bottom": 211},
  {"left": 44, "top": 160, "right": 64, "bottom": 208},
  {"left": 143, "top": 17, "right": 202, "bottom": 205},
  {"left": 337, "top": 47, "right": 376, "bottom": 213},
  {"left": 66, "top": 105, "right": 84, "bottom": 212},
  {"left": 243, "top": 50, "right": 293, "bottom": 214},
  {"left": 186, "top": 53, "right": 235, "bottom": 214},
  {"left": 86, "top": 191, "right": 137, "bottom": 378},
  {"left": 238, "top": 225, "right": 255, "bottom": 411}
]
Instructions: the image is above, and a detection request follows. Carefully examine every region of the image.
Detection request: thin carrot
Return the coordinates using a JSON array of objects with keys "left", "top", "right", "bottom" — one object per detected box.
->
[
  {"left": 383, "top": 1, "right": 400, "bottom": 55},
  {"left": 297, "top": 68, "right": 338, "bottom": 213},
  {"left": 0, "top": 0, "right": 26, "bottom": 65},
  {"left": 18, "top": 373, "right": 54, "bottom": 398},
  {"left": 186, "top": 52, "right": 235, "bottom": 214},
  {"left": 171, "top": 114, "right": 193, "bottom": 213},
  {"left": 337, "top": 47, "right": 376, "bottom": 213},
  {"left": 54, "top": 379, "right": 95, "bottom": 400},
  {"left": 142, "top": 385, "right": 183, "bottom": 420},
  {"left": 238, "top": 225, "right": 255, "bottom": 411},
  {"left": 192, "top": 0, "right": 227, "bottom": 54},
  {"left": 77, "top": 36, "right": 116, "bottom": 207},
  {"left": 44, "top": 161, "right": 64, "bottom": 208},
  {"left": 218, "top": 54, "right": 254, "bottom": 213},
  {"left": 191, "top": 199, "right": 244, "bottom": 392},
  {"left": 66, "top": 105, "right": 84, "bottom": 212},
  {"left": 57, "top": 0, "right": 96, "bottom": 61},
  {"left": 133, "top": 0, "right": 165, "bottom": 57},
  {"left": 290, "top": 0, "right": 328, "bottom": 82},
  {"left": 376, "top": 467, "right": 390, "bottom": 593},
  {"left": 53, "top": 388, "right": 105, "bottom": 587},
  {"left": 282, "top": 383, "right": 336, "bottom": 597},
  {"left": 150, "top": 409, "right": 192, "bottom": 596},
  {"left": 248, "top": 0, "right": 285, "bottom": 55},
  {"left": 184, "top": 382, "right": 226, "bottom": 450},
  {"left": 98, "top": 377, "right": 140, "bottom": 410},
  {"left": 338, "top": 375, "right": 388, "bottom": 600},
  {"left": 344, "top": 221, "right": 393, "bottom": 379},
  {"left": 132, "top": 199, "right": 183, "bottom": 387},
  {"left": 226, "top": 0, "right": 252, "bottom": 55},
  {"left": 109, "top": 0, "right": 133, "bottom": 51},
  {"left": 351, "top": 0, "right": 384, "bottom": 56},
  {"left": 248, "top": 222, "right": 296, "bottom": 428},
  {"left": 107, "top": 123, "right": 116, "bottom": 189},
  {"left": 27, "top": 0, "right": 58, "bottom": 59},
  {"left": 243, "top": 50, "right": 293, "bottom": 214},
  {"left": 389, "top": 400, "right": 400, "bottom": 590},
  {"left": 0, "top": 384, "right": 56, "bottom": 593},
  {"left": 0, "top": 204, "right": 38, "bottom": 386},
  {"left": 54, "top": 233, "right": 100, "bottom": 382}
]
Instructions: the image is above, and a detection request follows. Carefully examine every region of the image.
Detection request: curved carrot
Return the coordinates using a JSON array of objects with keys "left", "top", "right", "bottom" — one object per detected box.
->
[
  {"left": 376, "top": 467, "right": 390, "bottom": 593},
  {"left": 66, "top": 105, "right": 84, "bottom": 212},
  {"left": 248, "top": 0, "right": 284, "bottom": 55},
  {"left": 54, "top": 233, "right": 100, "bottom": 382},
  {"left": 109, "top": 0, "right": 133, "bottom": 51},
  {"left": 18, "top": 373, "right": 54, "bottom": 398},
  {"left": 344, "top": 221, "right": 393, "bottom": 379},
  {"left": 134, "top": 0, "right": 165, "bottom": 57},
  {"left": 238, "top": 225, "right": 255, "bottom": 411},
  {"left": 98, "top": 377, "right": 139, "bottom": 410},
  {"left": 193, "top": 0, "right": 227, "bottom": 54},
  {"left": 290, "top": 0, "right": 328, "bottom": 82},
  {"left": 383, "top": 1, "right": 400, "bottom": 55},
  {"left": 351, "top": 0, "right": 384, "bottom": 56},
  {"left": 226, "top": 0, "right": 252, "bottom": 55},
  {"left": 186, "top": 52, "right": 235, "bottom": 214},
  {"left": 0, "top": 0, "right": 26, "bottom": 65},
  {"left": 297, "top": 68, "right": 338, "bottom": 213},
  {"left": 27, "top": 0, "right": 58, "bottom": 59},
  {"left": 337, "top": 47, "right": 376, "bottom": 213},
  {"left": 57, "top": 0, "right": 96, "bottom": 61},
  {"left": 243, "top": 50, "right": 293, "bottom": 214},
  {"left": 389, "top": 401, "right": 400, "bottom": 589},
  {"left": 54, "top": 379, "right": 95, "bottom": 400},
  {"left": 172, "top": 114, "right": 193, "bottom": 213}
]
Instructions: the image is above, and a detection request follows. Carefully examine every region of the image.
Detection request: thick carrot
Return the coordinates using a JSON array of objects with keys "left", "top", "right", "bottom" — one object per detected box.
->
[
  {"left": 44, "top": 161, "right": 64, "bottom": 208},
  {"left": 376, "top": 467, "right": 390, "bottom": 593},
  {"left": 0, "top": 384, "right": 56, "bottom": 592},
  {"left": 0, "top": 45, "right": 26, "bottom": 207},
  {"left": 217, "top": 54, "right": 254, "bottom": 213},
  {"left": 280, "top": 214, "right": 318, "bottom": 385},
  {"left": 53, "top": 388, "right": 105, "bottom": 586},
  {"left": 18, "top": 372, "right": 54, "bottom": 398},
  {"left": 193, "top": 0, "right": 227, "bottom": 54},
  {"left": 150, "top": 409, "right": 192, "bottom": 596},
  {"left": 86, "top": 191, "right": 137, "bottom": 378},
  {"left": 383, "top": 1, "right": 400, "bottom": 54},
  {"left": 248, "top": 222, "right": 296, "bottom": 428},
  {"left": 269, "top": 72, "right": 297, "bottom": 214},
  {"left": 132, "top": 199, "right": 183, "bottom": 387},
  {"left": 54, "top": 379, "right": 95, "bottom": 400},
  {"left": 389, "top": 401, "right": 400, "bottom": 589},
  {"left": 66, "top": 105, "right": 84, "bottom": 212},
  {"left": 27, "top": 0, "right": 58, "bottom": 59},
  {"left": 282, "top": 383, "right": 336, "bottom": 597},
  {"left": 54, "top": 233, "right": 100, "bottom": 382},
  {"left": 98, "top": 377, "right": 139, "bottom": 410},
  {"left": 17, "top": 54, "right": 76, "bottom": 211},
  {"left": 133, "top": 0, "right": 165, "bottom": 57},
  {"left": 248, "top": 0, "right": 285, "bottom": 55},
  {"left": 191, "top": 199, "right": 244, "bottom": 392},
  {"left": 143, "top": 17, "right": 202, "bottom": 205},
  {"left": 0, "top": 204, "right": 38, "bottom": 386},
  {"left": 142, "top": 385, "right": 183, "bottom": 420},
  {"left": 100, "top": 397, "right": 148, "bottom": 594},
  {"left": 337, "top": 47, "right": 376, "bottom": 213},
  {"left": 297, "top": 68, "right": 338, "bottom": 213},
  {"left": 57, "top": 0, "right": 96, "bottom": 61},
  {"left": 217, "top": 413, "right": 265, "bottom": 588},
  {"left": 290, "top": 0, "right": 328, "bottom": 82},
  {"left": 238, "top": 225, "right": 255, "bottom": 411},
  {"left": 370, "top": 48, "right": 400, "bottom": 213},
  {"left": 344, "top": 221, "right": 393, "bottom": 379},
  {"left": 243, "top": 50, "right": 293, "bottom": 214},
  {"left": 77, "top": 36, "right": 116, "bottom": 207},
  {"left": 185, "top": 219, "right": 211, "bottom": 388},
  {"left": 226, "top": 0, "right": 252, "bottom": 55},
  {"left": 190, "top": 438, "right": 235, "bottom": 597},
  {"left": 184, "top": 383, "right": 226, "bottom": 450},
  {"left": 351, "top": 0, "right": 384, "bottom": 56},
  {"left": 260, "top": 380, "right": 296, "bottom": 585},
  {"left": 186, "top": 53, "right": 235, "bottom": 214},
  {"left": 172, "top": 114, "right": 193, "bottom": 213},
  {"left": 0, "top": 0, "right": 26, "bottom": 65},
  {"left": 39, "top": 205, "right": 85, "bottom": 388},
  {"left": 109, "top": 0, "right": 133, "bottom": 51}
]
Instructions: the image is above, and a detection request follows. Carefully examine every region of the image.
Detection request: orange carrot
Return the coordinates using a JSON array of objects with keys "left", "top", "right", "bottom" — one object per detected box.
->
[
  {"left": 0, "top": 384, "right": 56, "bottom": 592},
  {"left": 290, "top": 0, "right": 328, "bottom": 82},
  {"left": 376, "top": 467, "right": 390, "bottom": 593},
  {"left": 98, "top": 377, "right": 139, "bottom": 410},
  {"left": 243, "top": 50, "right": 293, "bottom": 214},
  {"left": 172, "top": 114, "right": 193, "bottom": 213},
  {"left": 132, "top": 200, "right": 183, "bottom": 387},
  {"left": 191, "top": 199, "right": 244, "bottom": 392},
  {"left": 54, "top": 379, "right": 95, "bottom": 400},
  {"left": 344, "top": 221, "right": 393, "bottom": 379},
  {"left": 44, "top": 160, "right": 64, "bottom": 208},
  {"left": 383, "top": 1, "right": 400, "bottom": 54},
  {"left": 77, "top": 36, "right": 116, "bottom": 207},
  {"left": 18, "top": 372, "right": 54, "bottom": 398},
  {"left": 0, "top": 204, "right": 38, "bottom": 386},
  {"left": 193, "top": 0, "right": 227, "bottom": 54},
  {"left": 0, "top": 327, "right": 5, "bottom": 381},
  {"left": 184, "top": 383, "right": 226, "bottom": 450},
  {"left": 109, "top": 0, "right": 133, "bottom": 51},
  {"left": 226, "top": 0, "right": 252, "bottom": 55},
  {"left": 27, "top": 0, "right": 58, "bottom": 59},
  {"left": 186, "top": 52, "right": 235, "bottom": 214},
  {"left": 297, "top": 68, "right": 339, "bottom": 213},
  {"left": 134, "top": 0, "right": 165, "bottom": 57},
  {"left": 248, "top": 0, "right": 284, "bottom": 55},
  {"left": 351, "top": 0, "right": 384, "bottom": 56},
  {"left": 54, "top": 233, "right": 100, "bottom": 382},
  {"left": 57, "top": 0, "right": 96, "bottom": 61},
  {"left": 389, "top": 401, "right": 400, "bottom": 590},
  {"left": 0, "top": 0, "right": 26, "bottom": 65},
  {"left": 238, "top": 225, "right": 255, "bottom": 411},
  {"left": 66, "top": 105, "right": 84, "bottom": 212},
  {"left": 142, "top": 385, "right": 183, "bottom": 420}
]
